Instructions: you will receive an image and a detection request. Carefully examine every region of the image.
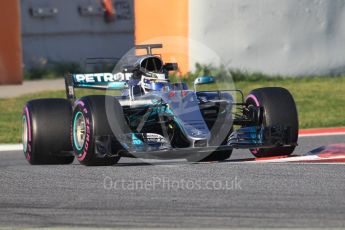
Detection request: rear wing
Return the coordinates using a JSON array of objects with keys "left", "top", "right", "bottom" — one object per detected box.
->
[
  {"left": 135, "top": 44, "right": 162, "bottom": 55},
  {"left": 64, "top": 72, "right": 131, "bottom": 101}
]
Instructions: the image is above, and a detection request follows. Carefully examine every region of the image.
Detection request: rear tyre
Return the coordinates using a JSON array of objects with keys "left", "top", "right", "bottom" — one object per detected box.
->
[
  {"left": 245, "top": 87, "right": 298, "bottom": 157},
  {"left": 72, "top": 95, "right": 127, "bottom": 166},
  {"left": 22, "top": 99, "right": 74, "bottom": 165}
]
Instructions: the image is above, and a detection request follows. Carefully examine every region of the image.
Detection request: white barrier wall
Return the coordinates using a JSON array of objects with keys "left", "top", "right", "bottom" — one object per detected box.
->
[{"left": 189, "top": 0, "right": 345, "bottom": 76}]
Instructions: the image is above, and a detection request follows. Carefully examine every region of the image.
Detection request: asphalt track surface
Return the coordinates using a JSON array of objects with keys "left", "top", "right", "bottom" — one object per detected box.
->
[{"left": 1, "top": 135, "right": 345, "bottom": 228}]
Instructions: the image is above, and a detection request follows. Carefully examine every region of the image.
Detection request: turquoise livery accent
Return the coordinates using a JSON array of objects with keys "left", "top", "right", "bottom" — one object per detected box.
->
[
  {"left": 132, "top": 133, "right": 144, "bottom": 146},
  {"left": 72, "top": 73, "right": 128, "bottom": 90},
  {"left": 108, "top": 82, "right": 128, "bottom": 90}
]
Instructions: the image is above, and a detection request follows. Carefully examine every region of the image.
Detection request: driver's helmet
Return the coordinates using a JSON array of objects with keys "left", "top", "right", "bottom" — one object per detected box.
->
[
  {"left": 142, "top": 73, "right": 170, "bottom": 92},
  {"left": 152, "top": 82, "right": 170, "bottom": 91}
]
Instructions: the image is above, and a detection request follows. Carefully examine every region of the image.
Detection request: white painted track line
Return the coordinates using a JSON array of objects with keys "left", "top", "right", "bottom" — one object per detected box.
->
[{"left": 0, "top": 144, "right": 22, "bottom": 152}]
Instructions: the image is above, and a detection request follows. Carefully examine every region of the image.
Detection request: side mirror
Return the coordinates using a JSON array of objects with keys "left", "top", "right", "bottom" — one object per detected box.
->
[
  {"left": 163, "top": 63, "right": 178, "bottom": 71},
  {"left": 194, "top": 76, "right": 215, "bottom": 91},
  {"left": 194, "top": 76, "right": 215, "bottom": 85}
]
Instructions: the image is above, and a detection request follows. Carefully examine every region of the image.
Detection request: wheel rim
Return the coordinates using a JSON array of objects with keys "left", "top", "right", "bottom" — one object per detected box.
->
[
  {"left": 73, "top": 112, "right": 86, "bottom": 151},
  {"left": 22, "top": 115, "right": 28, "bottom": 152}
]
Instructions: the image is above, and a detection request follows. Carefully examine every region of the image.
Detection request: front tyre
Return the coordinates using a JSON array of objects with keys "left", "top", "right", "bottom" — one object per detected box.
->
[
  {"left": 72, "top": 96, "right": 126, "bottom": 166},
  {"left": 199, "top": 149, "right": 233, "bottom": 162},
  {"left": 245, "top": 87, "right": 298, "bottom": 157}
]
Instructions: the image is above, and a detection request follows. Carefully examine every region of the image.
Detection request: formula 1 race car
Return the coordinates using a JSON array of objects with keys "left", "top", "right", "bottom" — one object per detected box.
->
[{"left": 22, "top": 44, "right": 298, "bottom": 165}]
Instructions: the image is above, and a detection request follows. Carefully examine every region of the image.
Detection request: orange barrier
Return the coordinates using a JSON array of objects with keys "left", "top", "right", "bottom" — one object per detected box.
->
[
  {"left": 0, "top": 0, "right": 22, "bottom": 85},
  {"left": 134, "top": 0, "right": 189, "bottom": 74}
]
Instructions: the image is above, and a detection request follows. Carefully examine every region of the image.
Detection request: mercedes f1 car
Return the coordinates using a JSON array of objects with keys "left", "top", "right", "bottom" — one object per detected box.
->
[{"left": 22, "top": 44, "right": 298, "bottom": 165}]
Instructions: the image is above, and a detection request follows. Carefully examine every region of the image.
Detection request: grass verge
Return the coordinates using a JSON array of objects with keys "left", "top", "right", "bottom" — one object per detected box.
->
[{"left": 1, "top": 76, "right": 345, "bottom": 143}]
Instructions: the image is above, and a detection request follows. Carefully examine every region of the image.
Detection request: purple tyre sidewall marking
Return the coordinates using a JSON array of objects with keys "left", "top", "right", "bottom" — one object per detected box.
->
[
  {"left": 72, "top": 100, "right": 91, "bottom": 161},
  {"left": 245, "top": 94, "right": 260, "bottom": 155},
  {"left": 23, "top": 106, "right": 32, "bottom": 161}
]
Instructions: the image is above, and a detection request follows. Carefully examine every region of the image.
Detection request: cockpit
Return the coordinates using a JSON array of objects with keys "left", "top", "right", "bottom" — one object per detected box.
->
[{"left": 117, "top": 44, "right": 181, "bottom": 98}]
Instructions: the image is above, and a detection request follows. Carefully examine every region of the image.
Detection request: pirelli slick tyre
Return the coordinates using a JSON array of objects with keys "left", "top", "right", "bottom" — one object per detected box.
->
[
  {"left": 22, "top": 99, "right": 75, "bottom": 165},
  {"left": 199, "top": 129, "right": 234, "bottom": 162},
  {"left": 72, "top": 95, "right": 127, "bottom": 166},
  {"left": 245, "top": 87, "right": 298, "bottom": 158},
  {"left": 199, "top": 149, "right": 233, "bottom": 162}
]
